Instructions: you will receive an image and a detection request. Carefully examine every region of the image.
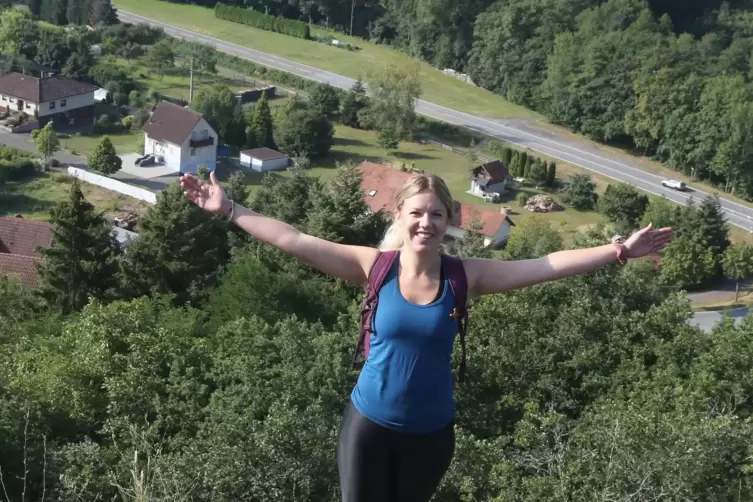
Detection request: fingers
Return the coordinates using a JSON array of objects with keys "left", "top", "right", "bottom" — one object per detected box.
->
[{"left": 210, "top": 170, "right": 219, "bottom": 187}]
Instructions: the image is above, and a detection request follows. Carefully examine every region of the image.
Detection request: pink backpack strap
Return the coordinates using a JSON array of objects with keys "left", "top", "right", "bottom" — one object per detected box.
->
[
  {"left": 354, "top": 250, "right": 399, "bottom": 368},
  {"left": 442, "top": 254, "right": 470, "bottom": 382}
]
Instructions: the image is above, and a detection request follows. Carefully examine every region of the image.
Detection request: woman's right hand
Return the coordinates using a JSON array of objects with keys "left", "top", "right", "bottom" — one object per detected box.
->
[{"left": 180, "top": 171, "right": 230, "bottom": 216}]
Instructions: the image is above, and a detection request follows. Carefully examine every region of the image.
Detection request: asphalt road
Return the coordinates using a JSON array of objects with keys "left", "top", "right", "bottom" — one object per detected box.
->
[
  {"left": 690, "top": 308, "right": 749, "bottom": 332},
  {"left": 118, "top": 9, "right": 753, "bottom": 232}
]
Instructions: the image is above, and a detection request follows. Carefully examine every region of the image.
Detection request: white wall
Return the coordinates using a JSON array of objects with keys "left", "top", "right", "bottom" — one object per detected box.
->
[
  {"left": 250, "top": 156, "right": 288, "bottom": 173},
  {"left": 38, "top": 91, "right": 94, "bottom": 118},
  {"left": 145, "top": 135, "right": 181, "bottom": 170},
  {"left": 0, "top": 94, "right": 36, "bottom": 115},
  {"left": 0, "top": 91, "right": 94, "bottom": 118},
  {"left": 179, "top": 117, "right": 218, "bottom": 174},
  {"left": 67, "top": 166, "right": 157, "bottom": 204}
]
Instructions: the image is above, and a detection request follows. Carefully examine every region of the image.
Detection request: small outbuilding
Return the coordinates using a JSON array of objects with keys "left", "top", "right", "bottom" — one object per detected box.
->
[{"left": 240, "top": 147, "right": 289, "bottom": 173}]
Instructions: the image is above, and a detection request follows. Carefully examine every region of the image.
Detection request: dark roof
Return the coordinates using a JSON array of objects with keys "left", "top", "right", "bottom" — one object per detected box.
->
[
  {"left": 0, "top": 72, "right": 97, "bottom": 103},
  {"left": 241, "top": 147, "right": 288, "bottom": 161},
  {"left": 0, "top": 216, "right": 53, "bottom": 257},
  {"left": 142, "top": 101, "right": 205, "bottom": 145},
  {"left": 0, "top": 253, "right": 42, "bottom": 288},
  {"left": 472, "top": 160, "right": 509, "bottom": 182}
]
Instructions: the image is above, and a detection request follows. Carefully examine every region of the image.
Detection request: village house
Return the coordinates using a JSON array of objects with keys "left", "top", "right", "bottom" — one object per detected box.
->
[
  {"left": 359, "top": 161, "right": 515, "bottom": 248},
  {"left": 469, "top": 160, "right": 511, "bottom": 200},
  {"left": 141, "top": 101, "right": 218, "bottom": 175},
  {"left": 0, "top": 216, "right": 54, "bottom": 288},
  {"left": 0, "top": 72, "right": 97, "bottom": 128}
]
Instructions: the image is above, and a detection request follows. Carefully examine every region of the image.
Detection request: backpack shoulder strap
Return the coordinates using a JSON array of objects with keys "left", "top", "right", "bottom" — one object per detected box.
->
[
  {"left": 353, "top": 250, "right": 400, "bottom": 368},
  {"left": 441, "top": 254, "right": 470, "bottom": 382}
]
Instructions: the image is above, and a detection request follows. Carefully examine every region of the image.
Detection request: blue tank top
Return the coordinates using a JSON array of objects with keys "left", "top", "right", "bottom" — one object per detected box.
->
[{"left": 350, "top": 258, "right": 458, "bottom": 433}]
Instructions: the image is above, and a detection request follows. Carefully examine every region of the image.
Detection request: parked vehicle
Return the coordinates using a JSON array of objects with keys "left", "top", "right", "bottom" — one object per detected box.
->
[{"left": 661, "top": 179, "right": 687, "bottom": 191}]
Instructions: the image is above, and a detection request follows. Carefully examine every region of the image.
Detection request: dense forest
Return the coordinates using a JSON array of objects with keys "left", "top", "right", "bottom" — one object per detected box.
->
[{"left": 104, "top": 0, "right": 753, "bottom": 199}]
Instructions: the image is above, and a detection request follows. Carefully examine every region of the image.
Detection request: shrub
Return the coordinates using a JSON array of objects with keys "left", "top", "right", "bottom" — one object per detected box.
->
[
  {"left": 517, "top": 192, "right": 528, "bottom": 207},
  {"left": 215, "top": 3, "right": 310, "bottom": 40},
  {"left": 94, "top": 114, "right": 124, "bottom": 134}
]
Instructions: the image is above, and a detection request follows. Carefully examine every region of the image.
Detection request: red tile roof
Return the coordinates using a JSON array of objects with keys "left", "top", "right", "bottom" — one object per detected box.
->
[
  {"left": 0, "top": 216, "right": 53, "bottom": 257},
  {"left": 0, "top": 253, "right": 42, "bottom": 288},
  {"left": 358, "top": 161, "right": 513, "bottom": 237}
]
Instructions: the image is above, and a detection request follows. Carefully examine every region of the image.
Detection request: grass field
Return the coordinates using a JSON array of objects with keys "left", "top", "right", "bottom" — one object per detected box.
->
[
  {"left": 61, "top": 130, "right": 143, "bottom": 157},
  {"left": 241, "top": 125, "right": 608, "bottom": 244},
  {"left": 0, "top": 171, "right": 150, "bottom": 221},
  {"left": 112, "top": 0, "right": 536, "bottom": 119}
]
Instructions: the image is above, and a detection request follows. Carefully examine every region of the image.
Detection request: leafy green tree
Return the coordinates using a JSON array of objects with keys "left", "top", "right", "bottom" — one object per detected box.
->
[
  {"left": 249, "top": 92, "right": 275, "bottom": 149},
  {"left": 119, "top": 183, "right": 230, "bottom": 306},
  {"left": 36, "top": 180, "right": 120, "bottom": 313},
  {"left": 598, "top": 183, "right": 649, "bottom": 232},
  {"left": 225, "top": 170, "right": 248, "bottom": 205},
  {"left": 252, "top": 167, "right": 322, "bottom": 227},
  {"left": 465, "top": 138, "right": 478, "bottom": 170},
  {"left": 195, "top": 84, "right": 236, "bottom": 139},
  {"left": 721, "top": 243, "right": 753, "bottom": 302},
  {"left": 0, "top": 8, "right": 37, "bottom": 55},
  {"left": 562, "top": 173, "right": 597, "bottom": 210},
  {"left": 87, "top": 136, "right": 122, "bottom": 175},
  {"left": 505, "top": 215, "right": 563, "bottom": 260},
  {"left": 91, "top": 0, "right": 118, "bottom": 26},
  {"left": 144, "top": 40, "right": 175, "bottom": 82},
  {"left": 377, "top": 124, "right": 399, "bottom": 153},
  {"left": 33, "top": 122, "right": 59, "bottom": 171},
  {"left": 276, "top": 108, "right": 334, "bottom": 159},
  {"left": 362, "top": 64, "right": 420, "bottom": 139},
  {"left": 34, "top": 28, "right": 70, "bottom": 69},
  {"left": 660, "top": 236, "right": 717, "bottom": 290},
  {"left": 641, "top": 195, "right": 684, "bottom": 230},
  {"left": 308, "top": 83, "right": 340, "bottom": 117}
]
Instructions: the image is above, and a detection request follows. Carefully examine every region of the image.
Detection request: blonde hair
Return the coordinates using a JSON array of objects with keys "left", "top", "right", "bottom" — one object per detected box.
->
[{"left": 378, "top": 174, "right": 455, "bottom": 251}]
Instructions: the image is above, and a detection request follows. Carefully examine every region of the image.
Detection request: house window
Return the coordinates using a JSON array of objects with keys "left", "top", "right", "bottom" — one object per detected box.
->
[
  {"left": 49, "top": 101, "right": 56, "bottom": 110},
  {"left": 191, "top": 147, "right": 196, "bottom": 156},
  {"left": 25, "top": 103, "right": 30, "bottom": 109},
  {"left": 60, "top": 99, "right": 66, "bottom": 107},
  {"left": 1, "top": 96, "right": 6, "bottom": 101},
  {"left": 201, "top": 129, "right": 208, "bottom": 139},
  {"left": 191, "top": 130, "right": 197, "bottom": 141}
]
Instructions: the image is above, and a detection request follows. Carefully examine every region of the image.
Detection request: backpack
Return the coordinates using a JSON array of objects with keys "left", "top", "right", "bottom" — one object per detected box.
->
[{"left": 352, "top": 250, "right": 470, "bottom": 382}]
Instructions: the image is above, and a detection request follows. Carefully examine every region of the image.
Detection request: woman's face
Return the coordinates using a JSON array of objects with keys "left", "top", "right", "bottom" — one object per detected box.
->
[{"left": 396, "top": 190, "right": 449, "bottom": 253}]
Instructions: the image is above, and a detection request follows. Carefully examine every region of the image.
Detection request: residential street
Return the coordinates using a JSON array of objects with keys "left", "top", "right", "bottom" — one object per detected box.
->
[{"left": 117, "top": 9, "right": 753, "bottom": 233}]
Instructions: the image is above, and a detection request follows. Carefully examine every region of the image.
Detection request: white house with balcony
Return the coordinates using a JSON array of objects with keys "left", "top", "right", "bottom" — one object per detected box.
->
[
  {"left": 141, "top": 101, "right": 218, "bottom": 174},
  {"left": 0, "top": 72, "right": 97, "bottom": 128}
]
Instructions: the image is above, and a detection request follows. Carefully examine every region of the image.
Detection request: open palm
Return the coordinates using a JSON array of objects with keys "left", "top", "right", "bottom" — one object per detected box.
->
[
  {"left": 180, "top": 171, "right": 229, "bottom": 216},
  {"left": 624, "top": 223, "right": 674, "bottom": 258}
]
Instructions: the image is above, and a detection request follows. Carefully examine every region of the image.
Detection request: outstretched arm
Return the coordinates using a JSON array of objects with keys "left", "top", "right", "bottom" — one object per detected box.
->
[
  {"left": 464, "top": 224, "right": 673, "bottom": 297},
  {"left": 181, "top": 172, "right": 378, "bottom": 287}
]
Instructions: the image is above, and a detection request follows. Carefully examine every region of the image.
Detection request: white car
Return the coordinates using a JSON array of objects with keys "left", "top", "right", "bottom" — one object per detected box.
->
[{"left": 661, "top": 179, "right": 687, "bottom": 191}]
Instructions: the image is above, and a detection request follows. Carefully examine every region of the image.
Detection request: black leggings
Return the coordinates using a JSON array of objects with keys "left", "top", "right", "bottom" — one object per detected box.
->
[{"left": 337, "top": 400, "right": 455, "bottom": 502}]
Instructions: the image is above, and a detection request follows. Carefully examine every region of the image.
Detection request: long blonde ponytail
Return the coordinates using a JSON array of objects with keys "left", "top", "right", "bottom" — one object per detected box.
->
[{"left": 377, "top": 173, "right": 455, "bottom": 251}]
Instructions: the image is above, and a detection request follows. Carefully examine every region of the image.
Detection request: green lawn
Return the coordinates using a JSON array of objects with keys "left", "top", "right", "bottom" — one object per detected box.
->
[
  {"left": 58, "top": 130, "right": 143, "bottom": 157},
  {"left": 242, "top": 125, "right": 606, "bottom": 243},
  {"left": 0, "top": 172, "right": 150, "bottom": 221},
  {"left": 113, "top": 0, "right": 537, "bottom": 119}
]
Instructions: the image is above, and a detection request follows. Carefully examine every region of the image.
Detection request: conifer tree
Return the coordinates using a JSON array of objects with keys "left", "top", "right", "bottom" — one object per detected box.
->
[
  {"left": 250, "top": 92, "right": 275, "bottom": 149},
  {"left": 547, "top": 161, "right": 557, "bottom": 186},
  {"left": 119, "top": 182, "right": 230, "bottom": 306},
  {"left": 694, "top": 194, "right": 730, "bottom": 256},
  {"left": 454, "top": 214, "right": 492, "bottom": 259},
  {"left": 37, "top": 179, "right": 120, "bottom": 313}
]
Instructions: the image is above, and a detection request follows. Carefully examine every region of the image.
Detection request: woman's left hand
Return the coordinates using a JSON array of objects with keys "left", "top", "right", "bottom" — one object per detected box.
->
[{"left": 623, "top": 223, "right": 674, "bottom": 258}]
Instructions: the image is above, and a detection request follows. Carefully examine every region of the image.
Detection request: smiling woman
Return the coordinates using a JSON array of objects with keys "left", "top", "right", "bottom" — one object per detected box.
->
[{"left": 179, "top": 168, "right": 673, "bottom": 502}]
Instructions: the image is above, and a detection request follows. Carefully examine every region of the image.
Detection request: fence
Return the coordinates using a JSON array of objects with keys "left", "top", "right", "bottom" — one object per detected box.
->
[
  {"left": 67, "top": 167, "right": 157, "bottom": 205},
  {"left": 421, "top": 138, "right": 495, "bottom": 163}
]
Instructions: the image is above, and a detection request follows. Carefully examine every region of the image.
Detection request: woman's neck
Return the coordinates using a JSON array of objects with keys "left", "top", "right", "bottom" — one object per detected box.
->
[{"left": 398, "top": 247, "right": 441, "bottom": 278}]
